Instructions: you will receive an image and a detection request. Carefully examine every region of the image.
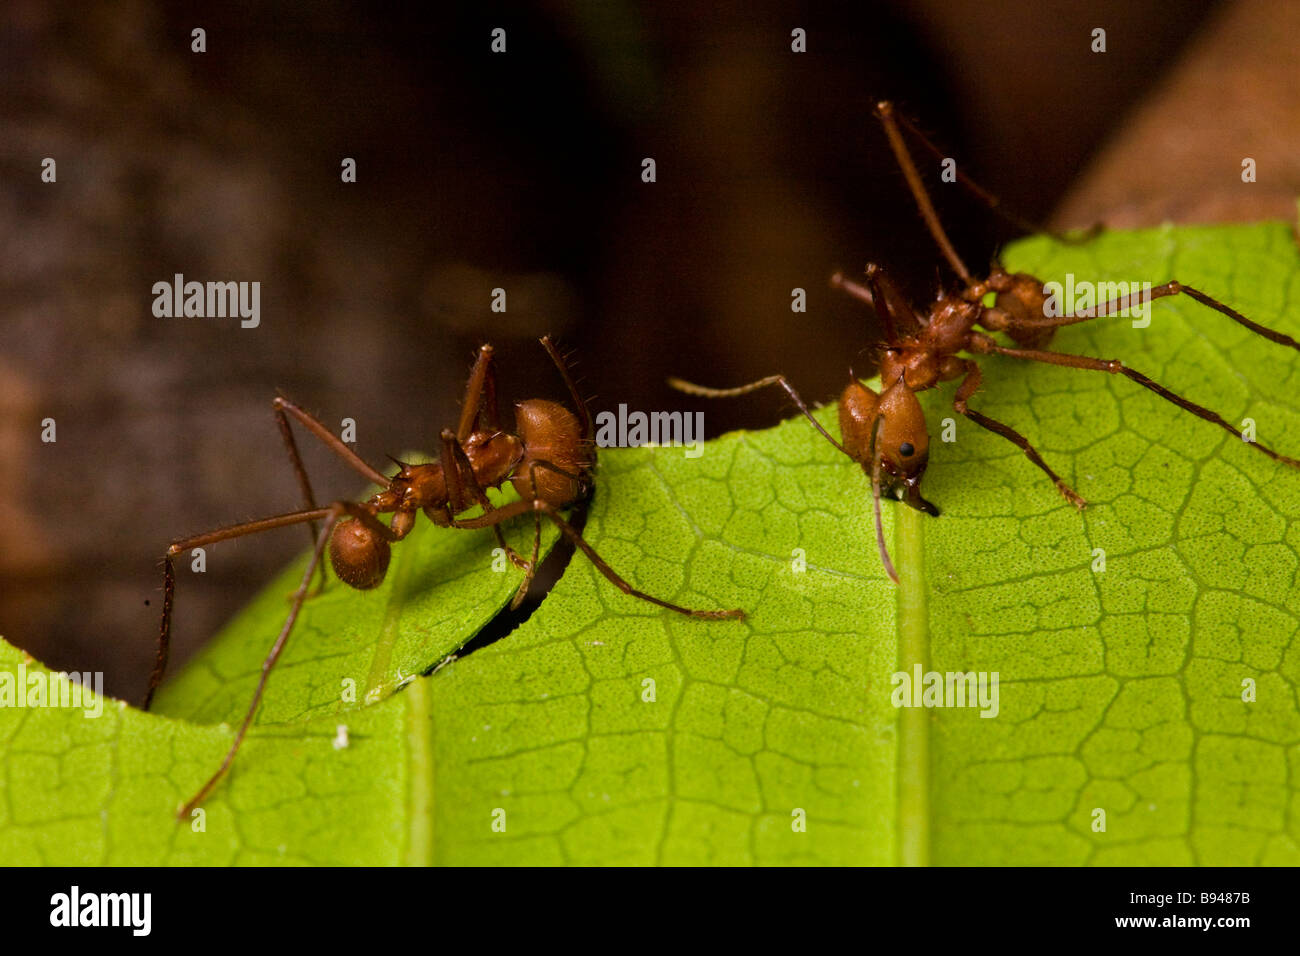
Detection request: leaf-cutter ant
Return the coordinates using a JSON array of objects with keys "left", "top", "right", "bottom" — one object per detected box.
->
[
  {"left": 148, "top": 336, "right": 744, "bottom": 818},
  {"left": 671, "top": 101, "right": 1300, "bottom": 581}
]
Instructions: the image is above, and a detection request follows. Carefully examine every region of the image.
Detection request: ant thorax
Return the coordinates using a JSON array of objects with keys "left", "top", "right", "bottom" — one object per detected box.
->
[
  {"left": 918, "top": 297, "right": 980, "bottom": 356},
  {"left": 881, "top": 345, "right": 945, "bottom": 392},
  {"left": 462, "top": 430, "right": 525, "bottom": 494}
]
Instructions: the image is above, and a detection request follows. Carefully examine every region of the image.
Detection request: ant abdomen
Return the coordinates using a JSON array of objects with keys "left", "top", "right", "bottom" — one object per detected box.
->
[
  {"left": 513, "top": 398, "right": 592, "bottom": 505},
  {"left": 992, "top": 271, "right": 1055, "bottom": 349},
  {"left": 329, "top": 518, "right": 391, "bottom": 590}
]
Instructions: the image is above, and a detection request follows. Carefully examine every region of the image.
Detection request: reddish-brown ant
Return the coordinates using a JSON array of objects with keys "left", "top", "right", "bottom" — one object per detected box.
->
[
  {"left": 671, "top": 101, "right": 1300, "bottom": 581},
  {"left": 148, "top": 335, "right": 743, "bottom": 818}
]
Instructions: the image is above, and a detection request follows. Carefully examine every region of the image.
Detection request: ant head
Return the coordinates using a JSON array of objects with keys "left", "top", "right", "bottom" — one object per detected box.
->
[
  {"left": 875, "top": 382, "right": 939, "bottom": 513},
  {"left": 839, "top": 377, "right": 939, "bottom": 583},
  {"left": 329, "top": 517, "right": 391, "bottom": 590},
  {"left": 838, "top": 380, "right": 939, "bottom": 516}
]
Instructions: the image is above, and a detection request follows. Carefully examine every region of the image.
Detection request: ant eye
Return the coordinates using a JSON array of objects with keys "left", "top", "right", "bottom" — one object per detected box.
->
[{"left": 899, "top": 442, "right": 915, "bottom": 457}]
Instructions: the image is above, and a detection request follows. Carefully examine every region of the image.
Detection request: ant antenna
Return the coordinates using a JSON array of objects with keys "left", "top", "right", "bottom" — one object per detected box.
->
[
  {"left": 875, "top": 100, "right": 972, "bottom": 284},
  {"left": 878, "top": 101, "right": 1103, "bottom": 247},
  {"left": 868, "top": 415, "right": 899, "bottom": 583}
]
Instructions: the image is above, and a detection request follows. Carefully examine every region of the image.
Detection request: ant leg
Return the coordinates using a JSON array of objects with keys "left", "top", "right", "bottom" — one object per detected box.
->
[
  {"left": 505, "top": 458, "right": 592, "bottom": 610},
  {"left": 456, "top": 345, "right": 500, "bottom": 441},
  {"left": 144, "top": 506, "right": 333, "bottom": 710},
  {"left": 982, "top": 344, "right": 1300, "bottom": 468},
  {"left": 876, "top": 101, "right": 1102, "bottom": 245},
  {"left": 1172, "top": 285, "right": 1300, "bottom": 350},
  {"left": 539, "top": 335, "right": 594, "bottom": 441},
  {"left": 874, "top": 100, "right": 972, "bottom": 283},
  {"left": 998, "top": 282, "right": 1300, "bottom": 352},
  {"left": 668, "top": 374, "right": 850, "bottom": 456},
  {"left": 146, "top": 554, "right": 177, "bottom": 711},
  {"left": 437, "top": 429, "right": 526, "bottom": 570},
  {"left": 273, "top": 395, "right": 391, "bottom": 487},
  {"left": 273, "top": 398, "right": 327, "bottom": 591},
  {"left": 988, "top": 281, "right": 1183, "bottom": 333},
  {"left": 450, "top": 498, "right": 746, "bottom": 620},
  {"left": 509, "top": 462, "right": 547, "bottom": 609},
  {"left": 952, "top": 360, "right": 1086, "bottom": 508},
  {"left": 177, "top": 508, "right": 342, "bottom": 820}
]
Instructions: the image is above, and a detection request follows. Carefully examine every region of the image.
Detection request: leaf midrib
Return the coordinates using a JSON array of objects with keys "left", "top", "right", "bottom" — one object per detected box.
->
[
  {"left": 404, "top": 676, "right": 434, "bottom": 866},
  {"left": 896, "top": 505, "right": 930, "bottom": 866}
]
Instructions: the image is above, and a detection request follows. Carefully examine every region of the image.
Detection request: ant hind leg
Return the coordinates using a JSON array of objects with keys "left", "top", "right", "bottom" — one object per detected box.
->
[
  {"left": 450, "top": 497, "right": 745, "bottom": 621},
  {"left": 982, "top": 344, "right": 1300, "bottom": 469}
]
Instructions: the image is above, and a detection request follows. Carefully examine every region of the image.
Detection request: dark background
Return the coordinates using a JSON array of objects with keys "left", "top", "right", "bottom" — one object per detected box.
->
[{"left": 0, "top": 0, "right": 1275, "bottom": 699}]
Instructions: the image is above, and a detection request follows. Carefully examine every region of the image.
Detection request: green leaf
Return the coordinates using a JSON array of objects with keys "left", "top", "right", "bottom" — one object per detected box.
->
[{"left": 3, "top": 219, "right": 1299, "bottom": 865}]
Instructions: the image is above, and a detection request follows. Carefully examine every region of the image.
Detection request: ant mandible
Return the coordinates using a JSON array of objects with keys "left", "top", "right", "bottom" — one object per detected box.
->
[
  {"left": 671, "top": 101, "right": 1300, "bottom": 582},
  {"left": 148, "top": 335, "right": 744, "bottom": 818}
]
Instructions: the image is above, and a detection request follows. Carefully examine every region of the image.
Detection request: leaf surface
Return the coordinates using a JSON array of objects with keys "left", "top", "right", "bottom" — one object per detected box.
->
[{"left": 4, "top": 220, "right": 1299, "bottom": 865}]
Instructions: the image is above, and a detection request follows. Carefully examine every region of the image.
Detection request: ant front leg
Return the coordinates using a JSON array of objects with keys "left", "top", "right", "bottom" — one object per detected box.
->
[
  {"left": 145, "top": 506, "right": 332, "bottom": 710},
  {"left": 951, "top": 360, "right": 1086, "bottom": 509},
  {"left": 977, "top": 343, "right": 1300, "bottom": 469},
  {"left": 667, "top": 374, "right": 851, "bottom": 458},
  {"left": 147, "top": 398, "right": 392, "bottom": 711},
  {"left": 450, "top": 497, "right": 746, "bottom": 621},
  {"left": 272, "top": 395, "right": 392, "bottom": 487},
  {"left": 145, "top": 495, "right": 400, "bottom": 712}
]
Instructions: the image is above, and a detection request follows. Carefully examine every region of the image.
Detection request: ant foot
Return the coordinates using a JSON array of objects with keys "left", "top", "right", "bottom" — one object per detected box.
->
[
  {"left": 696, "top": 608, "right": 746, "bottom": 621},
  {"left": 1058, "top": 484, "right": 1087, "bottom": 510}
]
